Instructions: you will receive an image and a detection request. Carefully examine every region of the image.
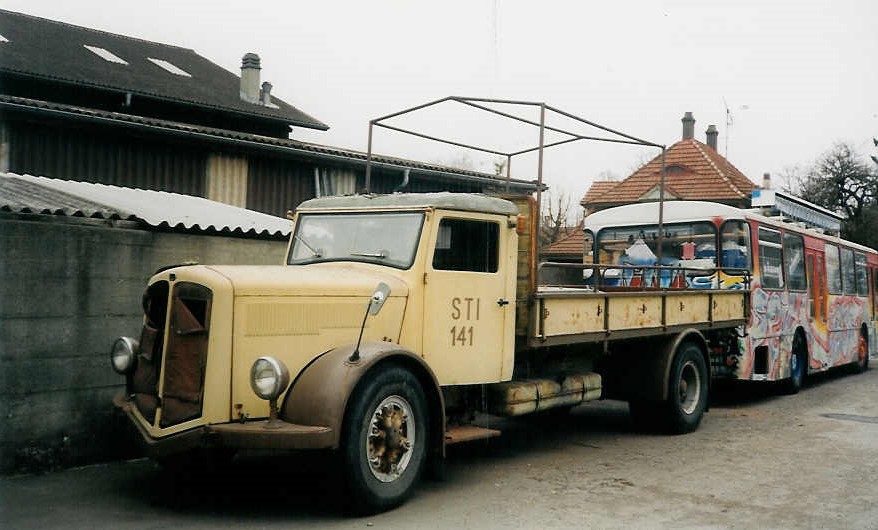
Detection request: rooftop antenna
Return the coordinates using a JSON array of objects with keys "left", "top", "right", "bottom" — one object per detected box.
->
[{"left": 722, "top": 97, "right": 733, "bottom": 159}]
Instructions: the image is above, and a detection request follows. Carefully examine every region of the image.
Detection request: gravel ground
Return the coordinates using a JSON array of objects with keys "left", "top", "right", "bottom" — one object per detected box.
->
[{"left": 2, "top": 367, "right": 877, "bottom": 529}]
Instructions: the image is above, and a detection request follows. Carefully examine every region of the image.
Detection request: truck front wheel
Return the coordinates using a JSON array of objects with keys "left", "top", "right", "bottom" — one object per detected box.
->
[{"left": 341, "top": 365, "right": 428, "bottom": 514}]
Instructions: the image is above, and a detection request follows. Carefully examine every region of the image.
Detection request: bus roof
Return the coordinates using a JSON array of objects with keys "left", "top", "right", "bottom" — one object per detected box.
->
[{"left": 583, "top": 201, "right": 748, "bottom": 231}]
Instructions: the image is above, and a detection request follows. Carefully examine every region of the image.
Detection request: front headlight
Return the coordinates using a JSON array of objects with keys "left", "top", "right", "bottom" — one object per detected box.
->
[
  {"left": 111, "top": 337, "right": 139, "bottom": 374},
  {"left": 250, "top": 356, "right": 290, "bottom": 400}
]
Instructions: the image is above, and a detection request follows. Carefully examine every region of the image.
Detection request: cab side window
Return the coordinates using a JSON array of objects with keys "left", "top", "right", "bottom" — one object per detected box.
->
[{"left": 432, "top": 218, "right": 499, "bottom": 273}]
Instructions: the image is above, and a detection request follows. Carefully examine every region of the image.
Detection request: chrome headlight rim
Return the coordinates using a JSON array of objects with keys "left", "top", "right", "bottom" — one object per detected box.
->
[
  {"left": 111, "top": 336, "right": 139, "bottom": 375},
  {"left": 250, "top": 356, "right": 291, "bottom": 401}
]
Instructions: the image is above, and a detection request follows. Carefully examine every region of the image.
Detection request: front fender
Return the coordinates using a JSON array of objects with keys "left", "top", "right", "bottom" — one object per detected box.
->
[{"left": 281, "top": 341, "right": 445, "bottom": 453}]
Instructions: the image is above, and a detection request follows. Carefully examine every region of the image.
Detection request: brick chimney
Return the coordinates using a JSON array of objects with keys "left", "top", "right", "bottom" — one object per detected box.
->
[
  {"left": 762, "top": 173, "right": 771, "bottom": 189},
  {"left": 681, "top": 112, "right": 695, "bottom": 140},
  {"left": 705, "top": 124, "right": 718, "bottom": 150},
  {"left": 240, "top": 53, "right": 261, "bottom": 104}
]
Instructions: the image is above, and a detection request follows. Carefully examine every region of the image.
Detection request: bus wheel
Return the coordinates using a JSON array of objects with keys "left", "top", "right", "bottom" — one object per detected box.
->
[
  {"left": 853, "top": 331, "right": 869, "bottom": 373},
  {"left": 662, "top": 342, "right": 708, "bottom": 434},
  {"left": 341, "top": 365, "right": 428, "bottom": 514},
  {"left": 782, "top": 334, "right": 806, "bottom": 395}
]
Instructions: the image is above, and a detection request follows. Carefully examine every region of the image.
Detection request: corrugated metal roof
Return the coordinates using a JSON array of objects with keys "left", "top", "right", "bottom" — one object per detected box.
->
[
  {"left": 0, "top": 94, "right": 538, "bottom": 192},
  {"left": 0, "top": 173, "right": 291, "bottom": 238}
]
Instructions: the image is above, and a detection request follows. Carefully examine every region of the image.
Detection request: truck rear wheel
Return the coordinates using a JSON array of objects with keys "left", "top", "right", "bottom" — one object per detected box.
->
[
  {"left": 628, "top": 341, "right": 708, "bottom": 434},
  {"left": 341, "top": 365, "right": 428, "bottom": 514},
  {"left": 662, "top": 342, "right": 708, "bottom": 434}
]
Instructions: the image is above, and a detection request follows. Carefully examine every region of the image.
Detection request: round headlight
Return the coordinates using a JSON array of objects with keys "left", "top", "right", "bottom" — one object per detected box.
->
[
  {"left": 111, "top": 337, "right": 139, "bottom": 375},
  {"left": 250, "top": 357, "right": 290, "bottom": 400}
]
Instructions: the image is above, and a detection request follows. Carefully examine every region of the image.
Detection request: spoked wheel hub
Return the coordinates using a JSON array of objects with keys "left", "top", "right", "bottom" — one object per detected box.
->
[
  {"left": 678, "top": 360, "right": 702, "bottom": 415},
  {"left": 367, "top": 395, "right": 415, "bottom": 483}
]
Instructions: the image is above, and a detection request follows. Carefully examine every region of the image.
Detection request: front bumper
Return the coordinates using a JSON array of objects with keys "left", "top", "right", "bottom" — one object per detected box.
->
[{"left": 114, "top": 393, "right": 335, "bottom": 457}]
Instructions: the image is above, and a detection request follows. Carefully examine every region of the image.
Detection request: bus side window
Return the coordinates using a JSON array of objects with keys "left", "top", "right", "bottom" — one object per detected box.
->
[
  {"left": 757, "top": 227, "right": 784, "bottom": 289},
  {"left": 825, "top": 244, "right": 842, "bottom": 295},
  {"left": 783, "top": 233, "right": 807, "bottom": 291},
  {"left": 721, "top": 221, "right": 751, "bottom": 271},
  {"left": 840, "top": 248, "right": 856, "bottom": 295},
  {"left": 854, "top": 252, "right": 868, "bottom": 297}
]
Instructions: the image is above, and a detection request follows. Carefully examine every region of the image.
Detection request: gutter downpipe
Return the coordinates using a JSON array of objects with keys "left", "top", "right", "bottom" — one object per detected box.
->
[{"left": 313, "top": 167, "right": 321, "bottom": 198}]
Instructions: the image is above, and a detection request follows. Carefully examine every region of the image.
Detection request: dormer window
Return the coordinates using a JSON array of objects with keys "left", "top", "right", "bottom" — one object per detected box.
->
[
  {"left": 83, "top": 45, "right": 128, "bottom": 65},
  {"left": 148, "top": 58, "right": 191, "bottom": 77}
]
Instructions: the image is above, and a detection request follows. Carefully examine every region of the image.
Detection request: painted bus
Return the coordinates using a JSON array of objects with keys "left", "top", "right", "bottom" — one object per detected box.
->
[{"left": 581, "top": 200, "right": 877, "bottom": 391}]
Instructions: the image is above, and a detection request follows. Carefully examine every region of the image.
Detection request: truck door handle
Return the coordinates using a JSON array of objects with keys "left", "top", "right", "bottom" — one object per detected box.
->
[{"left": 497, "top": 298, "right": 510, "bottom": 306}]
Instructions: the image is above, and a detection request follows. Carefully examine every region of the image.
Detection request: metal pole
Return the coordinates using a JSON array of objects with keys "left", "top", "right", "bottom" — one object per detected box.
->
[
  {"left": 535, "top": 104, "right": 546, "bottom": 266},
  {"left": 657, "top": 146, "right": 666, "bottom": 267},
  {"left": 365, "top": 122, "right": 374, "bottom": 193},
  {"left": 505, "top": 154, "right": 512, "bottom": 193}
]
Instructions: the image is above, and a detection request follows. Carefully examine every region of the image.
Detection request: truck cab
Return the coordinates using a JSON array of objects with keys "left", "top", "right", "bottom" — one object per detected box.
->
[{"left": 111, "top": 192, "right": 524, "bottom": 512}]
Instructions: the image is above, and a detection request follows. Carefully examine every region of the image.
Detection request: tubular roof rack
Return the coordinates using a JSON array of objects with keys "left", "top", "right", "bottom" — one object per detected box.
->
[{"left": 363, "top": 96, "right": 667, "bottom": 262}]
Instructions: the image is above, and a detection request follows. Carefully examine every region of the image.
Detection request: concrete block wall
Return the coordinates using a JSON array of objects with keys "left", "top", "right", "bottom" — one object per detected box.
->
[{"left": 0, "top": 215, "right": 287, "bottom": 474}]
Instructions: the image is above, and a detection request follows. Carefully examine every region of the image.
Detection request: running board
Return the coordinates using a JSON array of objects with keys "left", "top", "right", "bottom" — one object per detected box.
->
[{"left": 444, "top": 425, "right": 501, "bottom": 445}]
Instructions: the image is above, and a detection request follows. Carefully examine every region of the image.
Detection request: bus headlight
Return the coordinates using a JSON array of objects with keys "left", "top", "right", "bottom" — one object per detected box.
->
[
  {"left": 250, "top": 357, "right": 291, "bottom": 400},
  {"left": 111, "top": 337, "right": 139, "bottom": 374}
]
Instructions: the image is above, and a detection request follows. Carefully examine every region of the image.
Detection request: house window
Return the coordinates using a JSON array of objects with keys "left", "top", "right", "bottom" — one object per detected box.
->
[
  {"left": 148, "top": 57, "right": 192, "bottom": 77},
  {"left": 783, "top": 233, "right": 807, "bottom": 291},
  {"left": 757, "top": 227, "right": 784, "bottom": 289},
  {"left": 83, "top": 44, "right": 128, "bottom": 65},
  {"left": 432, "top": 219, "right": 499, "bottom": 273},
  {"left": 825, "top": 244, "right": 842, "bottom": 294}
]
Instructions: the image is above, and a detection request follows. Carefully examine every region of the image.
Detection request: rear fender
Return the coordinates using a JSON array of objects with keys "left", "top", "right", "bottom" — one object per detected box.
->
[{"left": 281, "top": 342, "right": 446, "bottom": 456}]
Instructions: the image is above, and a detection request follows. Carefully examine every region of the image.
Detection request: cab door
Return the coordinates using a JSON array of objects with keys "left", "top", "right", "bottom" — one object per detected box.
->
[{"left": 422, "top": 212, "right": 516, "bottom": 385}]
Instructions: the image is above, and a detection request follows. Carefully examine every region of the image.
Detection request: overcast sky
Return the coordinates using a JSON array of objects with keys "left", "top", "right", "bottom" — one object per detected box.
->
[{"left": 6, "top": 0, "right": 877, "bottom": 202}]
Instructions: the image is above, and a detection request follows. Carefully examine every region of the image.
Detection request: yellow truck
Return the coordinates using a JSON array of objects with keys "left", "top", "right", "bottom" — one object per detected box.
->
[{"left": 110, "top": 191, "right": 747, "bottom": 512}]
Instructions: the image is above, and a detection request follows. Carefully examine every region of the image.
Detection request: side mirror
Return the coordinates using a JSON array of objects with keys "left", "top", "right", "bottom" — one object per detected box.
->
[{"left": 368, "top": 282, "right": 391, "bottom": 315}]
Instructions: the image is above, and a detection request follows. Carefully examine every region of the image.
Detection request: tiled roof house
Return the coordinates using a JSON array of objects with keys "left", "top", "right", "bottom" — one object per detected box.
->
[{"left": 581, "top": 112, "right": 757, "bottom": 214}]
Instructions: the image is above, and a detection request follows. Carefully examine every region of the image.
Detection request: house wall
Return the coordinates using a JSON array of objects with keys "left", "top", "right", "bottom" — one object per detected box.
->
[{"left": 0, "top": 214, "right": 287, "bottom": 474}]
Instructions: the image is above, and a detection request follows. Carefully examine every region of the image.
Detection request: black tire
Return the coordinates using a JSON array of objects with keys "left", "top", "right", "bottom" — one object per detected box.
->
[
  {"left": 341, "top": 365, "right": 428, "bottom": 514},
  {"left": 628, "top": 399, "right": 663, "bottom": 433},
  {"left": 852, "top": 330, "right": 869, "bottom": 374},
  {"left": 661, "top": 341, "right": 709, "bottom": 434},
  {"left": 781, "top": 333, "right": 807, "bottom": 395}
]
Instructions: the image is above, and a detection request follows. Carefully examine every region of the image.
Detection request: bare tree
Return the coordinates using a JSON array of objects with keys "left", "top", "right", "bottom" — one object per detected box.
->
[
  {"left": 540, "top": 191, "right": 581, "bottom": 247},
  {"left": 796, "top": 142, "right": 878, "bottom": 248}
]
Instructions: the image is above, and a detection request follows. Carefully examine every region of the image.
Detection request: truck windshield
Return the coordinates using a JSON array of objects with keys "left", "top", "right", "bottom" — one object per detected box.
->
[{"left": 288, "top": 211, "right": 425, "bottom": 269}]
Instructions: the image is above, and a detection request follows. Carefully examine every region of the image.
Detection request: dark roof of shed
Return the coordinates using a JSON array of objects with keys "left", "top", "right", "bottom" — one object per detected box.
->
[
  {"left": 0, "top": 9, "right": 327, "bottom": 130},
  {"left": 0, "top": 172, "right": 292, "bottom": 238},
  {"left": 0, "top": 94, "right": 538, "bottom": 191}
]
